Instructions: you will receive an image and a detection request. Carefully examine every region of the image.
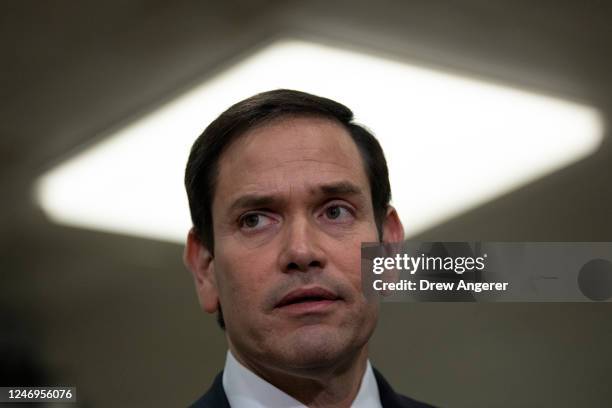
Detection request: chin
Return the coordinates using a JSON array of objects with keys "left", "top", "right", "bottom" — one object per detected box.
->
[{"left": 273, "top": 327, "right": 360, "bottom": 369}]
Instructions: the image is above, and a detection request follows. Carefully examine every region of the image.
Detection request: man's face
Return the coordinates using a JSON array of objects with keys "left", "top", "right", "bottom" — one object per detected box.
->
[{"left": 209, "top": 116, "right": 381, "bottom": 372}]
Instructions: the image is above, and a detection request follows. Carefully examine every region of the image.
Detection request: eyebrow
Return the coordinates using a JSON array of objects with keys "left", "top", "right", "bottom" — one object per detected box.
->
[
  {"left": 318, "top": 181, "right": 363, "bottom": 197},
  {"left": 227, "top": 181, "right": 365, "bottom": 214},
  {"left": 228, "top": 194, "right": 279, "bottom": 214}
]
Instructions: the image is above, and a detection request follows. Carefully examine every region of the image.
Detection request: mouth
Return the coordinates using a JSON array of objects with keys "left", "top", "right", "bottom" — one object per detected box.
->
[{"left": 275, "top": 286, "right": 341, "bottom": 313}]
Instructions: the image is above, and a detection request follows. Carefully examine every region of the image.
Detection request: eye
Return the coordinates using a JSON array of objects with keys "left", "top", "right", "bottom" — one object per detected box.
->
[
  {"left": 239, "top": 212, "right": 276, "bottom": 231},
  {"left": 323, "top": 204, "right": 353, "bottom": 222}
]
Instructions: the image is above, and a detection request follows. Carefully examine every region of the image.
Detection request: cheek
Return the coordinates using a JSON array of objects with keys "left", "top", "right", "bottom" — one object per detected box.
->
[
  {"left": 327, "top": 225, "right": 379, "bottom": 297},
  {"left": 330, "top": 239, "right": 367, "bottom": 284},
  {"left": 214, "top": 245, "right": 275, "bottom": 309}
]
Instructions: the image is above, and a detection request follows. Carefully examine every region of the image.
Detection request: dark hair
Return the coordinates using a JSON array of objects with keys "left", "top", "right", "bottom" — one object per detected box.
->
[{"left": 184, "top": 89, "right": 392, "bottom": 328}]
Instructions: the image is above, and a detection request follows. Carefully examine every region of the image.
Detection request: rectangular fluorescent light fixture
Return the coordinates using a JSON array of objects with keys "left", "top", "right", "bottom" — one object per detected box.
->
[{"left": 35, "top": 39, "right": 604, "bottom": 242}]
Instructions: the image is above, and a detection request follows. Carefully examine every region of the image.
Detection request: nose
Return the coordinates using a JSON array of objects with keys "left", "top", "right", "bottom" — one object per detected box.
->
[{"left": 278, "top": 214, "right": 326, "bottom": 273}]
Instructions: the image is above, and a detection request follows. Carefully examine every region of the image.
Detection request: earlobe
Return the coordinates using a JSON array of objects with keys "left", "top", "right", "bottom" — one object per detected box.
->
[
  {"left": 382, "top": 206, "right": 405, "bottom": 243},
  {"left": 183, "top": 228, "right": 219, "bottom": 314}
]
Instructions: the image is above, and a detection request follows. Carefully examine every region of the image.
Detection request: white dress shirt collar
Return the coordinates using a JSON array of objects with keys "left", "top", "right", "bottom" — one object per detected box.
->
[{"left": 222, "top": 350, "right": 382, "bottom": 408}]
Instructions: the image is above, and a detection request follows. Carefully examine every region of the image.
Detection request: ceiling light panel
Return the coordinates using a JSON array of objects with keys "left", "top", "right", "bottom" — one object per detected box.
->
[{"left": 35, "top": 39, "right": 604, "bottom": 242}]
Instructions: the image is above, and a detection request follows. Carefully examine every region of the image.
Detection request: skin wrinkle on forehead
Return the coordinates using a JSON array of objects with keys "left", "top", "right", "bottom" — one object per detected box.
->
[
  {"left": 233, "top": 162, "right": 357, "bottom": 190},
  {"left": 227, "top": 181, "right": 366, "bottom": 211},
  {"left": 215, "top": 117, "right": 371, "bottom": 225},
  {"left": 231, "top": 117, "right": 359, "bottom": 167},
  {"left": 231, "top": 148, "right": 358, "bottom": 179}
]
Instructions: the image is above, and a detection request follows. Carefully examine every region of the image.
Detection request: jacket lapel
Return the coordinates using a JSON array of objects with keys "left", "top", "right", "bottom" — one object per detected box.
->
[
  {"left": 189, "top": 371, "right": 230, "bottom": 408},
  {"left": 373, "top": 367, "right": 435, "bottom": 408}
]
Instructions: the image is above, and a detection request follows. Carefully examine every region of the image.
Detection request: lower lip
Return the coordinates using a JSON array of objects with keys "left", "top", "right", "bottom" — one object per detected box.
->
[{"left": 277, "top": 299, "right": 339, "bottom": 315}]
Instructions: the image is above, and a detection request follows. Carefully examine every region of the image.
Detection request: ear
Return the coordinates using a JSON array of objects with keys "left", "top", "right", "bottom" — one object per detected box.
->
[
  {"left": 183, "top": 228, "right": 219, "bottom": 314},
  {"left": 382, "top": 206, "right": 404, "bottom": 243}
]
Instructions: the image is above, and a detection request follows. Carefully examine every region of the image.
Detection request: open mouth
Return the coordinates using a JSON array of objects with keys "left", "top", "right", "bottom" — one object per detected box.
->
[{"left": 276, "top": 287, "right": 340, "bottom": 310}]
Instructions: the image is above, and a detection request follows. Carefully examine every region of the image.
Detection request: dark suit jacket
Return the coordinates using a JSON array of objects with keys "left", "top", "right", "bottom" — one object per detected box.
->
[{"left": 190, "top": 367, "right": 434, "bottom": 408}]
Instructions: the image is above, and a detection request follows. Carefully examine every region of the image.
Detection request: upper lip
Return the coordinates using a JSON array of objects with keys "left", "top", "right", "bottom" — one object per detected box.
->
[{"left": 276, "top": 286, "right": 340, "bottom": 308}]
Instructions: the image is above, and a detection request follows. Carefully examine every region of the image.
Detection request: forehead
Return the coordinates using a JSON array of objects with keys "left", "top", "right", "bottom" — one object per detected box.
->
[{"left": 214, "top": 116, "right": 370, "bottom": 203}]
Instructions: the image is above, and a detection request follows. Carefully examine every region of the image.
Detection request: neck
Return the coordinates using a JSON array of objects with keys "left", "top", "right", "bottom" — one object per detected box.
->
[{"left": 229, "top": 345, "right": 369, "bottom": 408}]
